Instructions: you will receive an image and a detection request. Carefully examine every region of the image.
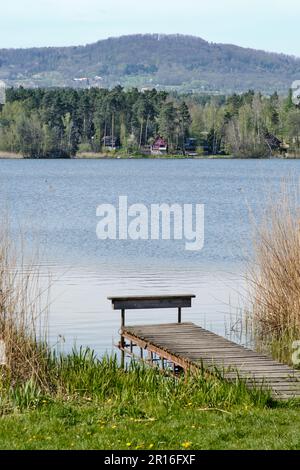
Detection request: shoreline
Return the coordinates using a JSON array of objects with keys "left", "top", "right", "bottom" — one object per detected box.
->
[
  {"left": 1, "top": 151, "right": 300, "bottom": 160},
  {"left": 0, "top": 151, "right": 23, "bottom": 159}
]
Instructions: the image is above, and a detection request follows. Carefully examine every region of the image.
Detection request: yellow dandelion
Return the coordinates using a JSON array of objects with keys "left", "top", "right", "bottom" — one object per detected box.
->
[
  {"left": 126, "top": 442, "right": 132, "bottom": 447},
  {"left": 182, "top": 441, "right": 192, "bottom": 449},
  {"left": 149, "top": 444, "right": 154, "bottom": 449}
]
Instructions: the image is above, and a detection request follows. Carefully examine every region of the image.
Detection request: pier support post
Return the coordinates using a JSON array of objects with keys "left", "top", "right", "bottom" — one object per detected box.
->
[
  {"left": 178, "top": 307, "right": 182, "bottom": 323},
  {"left": 121, "top": 309, "right": 125, "bottom": 369}
]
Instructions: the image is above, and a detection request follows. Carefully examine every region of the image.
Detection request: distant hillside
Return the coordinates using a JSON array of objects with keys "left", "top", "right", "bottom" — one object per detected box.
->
[{"left": 0, "top": 34, "right": 299, "bottom": 93}]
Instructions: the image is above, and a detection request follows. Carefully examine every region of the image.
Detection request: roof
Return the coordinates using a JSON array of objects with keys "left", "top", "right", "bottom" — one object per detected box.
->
[
  {"left": 264, "top": 132, "right": 282, "bottom": 149},
  {"left": 152, "top": 137, "right": 167, "bottom": 148}
]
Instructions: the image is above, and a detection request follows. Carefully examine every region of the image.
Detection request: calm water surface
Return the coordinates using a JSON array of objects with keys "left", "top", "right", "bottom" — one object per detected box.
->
[{"left": 0, "top": 158, "right": 299, "bottom": 355}]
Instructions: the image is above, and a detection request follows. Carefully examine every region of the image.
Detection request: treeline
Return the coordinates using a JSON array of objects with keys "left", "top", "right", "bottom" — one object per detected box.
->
[
  {"left": 0, "top": 86, "right": 191, "bottom": 157},
  {"left": 0, "top": 86, "right": 300, "bottom": 158}
]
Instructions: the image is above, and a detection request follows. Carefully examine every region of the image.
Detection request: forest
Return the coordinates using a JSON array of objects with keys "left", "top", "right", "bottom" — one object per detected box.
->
[
  {"left": 1, "top": 34, "right": 300, "bottom": 93},
  {"left": 0, "top": 86, "right": 300, "bottom": 158}
]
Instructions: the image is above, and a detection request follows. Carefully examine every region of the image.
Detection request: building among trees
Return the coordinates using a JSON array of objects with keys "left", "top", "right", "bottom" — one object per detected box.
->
[
  {"left": 151, "top": 136, "right": 168, "bottom": 155},
  {"left": 184, "top": 138, "right": 197, "bottom": 155},
  {"left": 102, "top": 136, "right": 119, "bottom": 150},
  {"left": 0, "top": 81, "right": 6, "bottom": 105}
]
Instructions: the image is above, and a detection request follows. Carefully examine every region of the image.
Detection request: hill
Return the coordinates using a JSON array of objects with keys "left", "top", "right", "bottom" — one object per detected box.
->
[{"left": 0, "top": 34, "right": 299, "bottom": 93}]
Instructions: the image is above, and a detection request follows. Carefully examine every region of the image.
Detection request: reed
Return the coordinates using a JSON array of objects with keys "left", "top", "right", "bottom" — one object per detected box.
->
[
  {"left": 0, "top": 220, "right": 49, "bottom": 387},
  {"left": 246, "top": 181, "right": 300, "bottom": 364},
  {"left": 45, "top": 348, "right": 272, "bottom": 409}
]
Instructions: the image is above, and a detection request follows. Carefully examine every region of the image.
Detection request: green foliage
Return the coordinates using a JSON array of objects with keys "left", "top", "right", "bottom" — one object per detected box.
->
[
  {"left": 1, "top": 34, "right": 300, "bottom": 93},
  {"left": 157, "top": 102, "right": 178, "bottom": 149},
  {"left": 0, "top": 86, "right": 299, "bottom": 158},
  {"left": 0, "top": 87, "right": 168, "bottom": 157}
]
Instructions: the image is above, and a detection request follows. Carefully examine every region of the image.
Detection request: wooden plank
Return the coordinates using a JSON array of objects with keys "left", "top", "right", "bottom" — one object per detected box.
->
[
  {"left": 108, "top": 295, "right": 195, "bottom": 310},
  {"left": 121, "top": 322, "right": 300, "bottom": 401}
]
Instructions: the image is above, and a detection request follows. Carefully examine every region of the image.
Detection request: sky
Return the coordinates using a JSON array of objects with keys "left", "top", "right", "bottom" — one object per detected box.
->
[{"left": 0, "top": 0, "right": 299, "bottom": 56}]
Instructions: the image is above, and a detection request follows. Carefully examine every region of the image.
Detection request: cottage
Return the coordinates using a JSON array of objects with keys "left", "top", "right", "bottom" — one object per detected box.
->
[
  {"left": 264, "top": 132, "right": 289, "bottom": 155},
  {"left": 151, "top": 136, "right": 168, "bottom": 155},
  {"left": 102, "top": 136, "right": 119, "bottom": 150},
  {"left": 184, "top": 138, "right": 197, "bottom": 155}
]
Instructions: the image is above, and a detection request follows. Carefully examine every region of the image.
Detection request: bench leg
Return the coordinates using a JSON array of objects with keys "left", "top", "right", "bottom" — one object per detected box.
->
[{"left": 178, "top": 307, "right": 182, "bottom": 323}]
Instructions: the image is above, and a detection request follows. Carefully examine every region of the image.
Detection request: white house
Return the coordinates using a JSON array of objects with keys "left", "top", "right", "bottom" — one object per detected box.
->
[{"left": 0, "top": 80, "right": 6, "bottom": 105}]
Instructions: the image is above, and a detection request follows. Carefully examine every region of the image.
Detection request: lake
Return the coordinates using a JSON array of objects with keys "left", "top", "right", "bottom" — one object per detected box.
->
[{"left": 0, "top": 158, "right": 299, "bottom": 355}]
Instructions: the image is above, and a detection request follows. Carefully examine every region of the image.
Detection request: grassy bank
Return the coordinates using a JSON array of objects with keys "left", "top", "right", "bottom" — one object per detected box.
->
[
  {"left": 1, "top": 350, "right": 300, "bottom": 450},
  {"left": 0, "top": 150, "right": 298, "bottom": 160},
  {"left": 75, "top": 151, "right": 206, "bottom": 159},
  {"left": 2, "top": 401, "right": 300, "bottom": 450},
  {"left": 0, "top": 150, "right": 230, "bottom": 159},
  {"left": 75, "top": 151, "right": 245, "bottom": 160}
]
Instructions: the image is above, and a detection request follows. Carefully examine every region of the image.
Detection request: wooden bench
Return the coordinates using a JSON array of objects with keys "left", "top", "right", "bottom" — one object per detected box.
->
[
  {"left": 108, "top": 294, "right": 196, "bottom": 325},
  {"left": 108, "top": 294, "right": 196, "bottom": 367}
]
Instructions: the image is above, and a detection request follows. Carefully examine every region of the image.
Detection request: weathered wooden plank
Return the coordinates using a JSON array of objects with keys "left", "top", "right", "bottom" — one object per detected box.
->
[
  {"left": 225, "top": 372, "right": 300, "bottom": 379},
  {"left": 121, "top": 322, "right": 300, "bottom": 401},
  {"left": 108, "top": 295, "right": 195, "bottom": 310}
]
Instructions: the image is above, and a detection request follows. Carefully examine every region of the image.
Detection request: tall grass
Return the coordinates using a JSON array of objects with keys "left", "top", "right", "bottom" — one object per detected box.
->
[
  {"left": 0, "top": 346, "right": 273, "bottom": 415},
  {"left": 40, "top": 348, "right": 274, "bottom": 413},
  {"left": 0, "top": 220, "right": 49, "bottom": 386},
  {"left": 246, "top": 182, "right": 300, "bottom": 364}
]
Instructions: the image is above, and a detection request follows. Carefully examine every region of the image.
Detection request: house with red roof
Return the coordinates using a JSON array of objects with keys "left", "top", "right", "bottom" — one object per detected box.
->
[{"left": 151, "top": 136, "right": 168, "bottom": 155}]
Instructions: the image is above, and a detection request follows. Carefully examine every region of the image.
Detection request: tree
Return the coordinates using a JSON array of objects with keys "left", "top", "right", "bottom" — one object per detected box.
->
[
  {"left": 157, "top": 102, "right": 178, "bottom": 150},
  {"left": 178, "top": 102, "right": 191, "bottom": 154},
  {"left": 15, "top": 112, "right": 44, "bottom": 158},
  {"left": 132, "top": 96, "right": 148, "bottom": 148},
  {"left": 62, "top": 113, "right": 79, "bottom": 156},
  {"left": 287, "top": 110, "right": 300, "bottom": 153}
]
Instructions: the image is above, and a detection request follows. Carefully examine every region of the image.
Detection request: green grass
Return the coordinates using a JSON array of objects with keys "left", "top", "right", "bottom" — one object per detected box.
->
[
  {"left": 0, "top": 348, "right": 300, "bottom": 450},
  {"left": 1, "top": 402, "right": 300, "bottom": 450}
]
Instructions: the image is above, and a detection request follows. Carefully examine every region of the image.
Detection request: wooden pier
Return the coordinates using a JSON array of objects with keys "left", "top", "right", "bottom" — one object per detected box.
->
[{"left": 108, "top": 295, "right": 300, "bottom": 401}]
